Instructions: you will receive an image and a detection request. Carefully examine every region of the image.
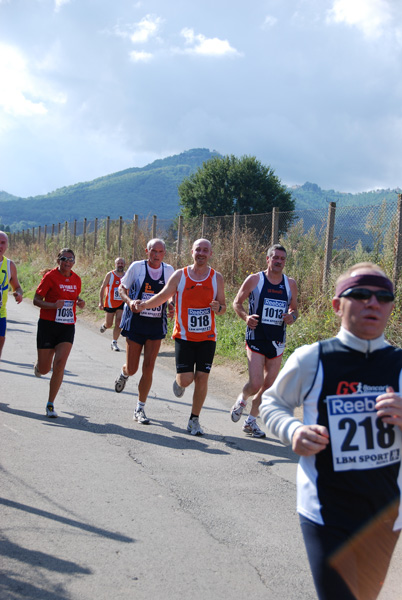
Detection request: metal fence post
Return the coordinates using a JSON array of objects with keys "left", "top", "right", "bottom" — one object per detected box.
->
[
  {"left": 83, "top": 218, "right": 87, "bottom": 254},
  {"left": 232, "top": 212, "right": 239, "bottom": 284},
  {"left": 106, "top": 217, "right": 110, "bottom": 253},
  {"left": 118, "top": 216, "right": 123, "bottom": 255},
  {"left": 322, "top": 202, "right": 336, "bottom": 291},
  {"left": 132, "top": 215, "right": 138, "bottom": 262},
  {"left": 177, "top": 215, "right": 183, "bottom": 268},
  {"left": 94, "top": 217, "right": 98, "bottom": 250},
  {"left": 271, "top": 207, "right": 279, "bottom": 245},
  {"left": 393, "top": 194, "right": 402, "bottom": 286}
]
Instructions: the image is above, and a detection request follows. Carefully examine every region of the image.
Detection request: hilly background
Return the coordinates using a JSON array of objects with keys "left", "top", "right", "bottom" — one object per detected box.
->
[{"left": 0, "top": 147, "right": 400, "bottom": 231}]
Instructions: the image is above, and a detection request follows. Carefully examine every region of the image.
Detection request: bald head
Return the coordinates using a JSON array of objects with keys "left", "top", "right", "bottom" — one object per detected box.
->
[
  {"left": 192, "top": 238, "right": 211, "bottom": 252},
  {"left": 0, "top": 231, "right": 9, "bottom": 258}
]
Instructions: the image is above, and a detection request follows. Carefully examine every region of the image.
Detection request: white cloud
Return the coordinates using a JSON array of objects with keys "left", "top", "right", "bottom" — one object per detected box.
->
[
  {"left": 0, "top": 44, "right": 47, "bottom": 117},
  {"left": 262, "top": 15, "right": 278, "bottom": 28},
  {"left": 1, "top": 0, "right": 402, "bottom": 197},
  {"left": 129, "top": 50, "right": 153, "bottom": 62},
  {"left": 54, "top": 0, "right": 71, "bottom": 13},
  {"left": 130, "top": 14, "right": 162, "bottom": 44},
  {"left": 180, "top": 27, "right": 240, "bottom": 56},
  {"left": 327, "top": 0, "right": 392, "bottom": 38}
]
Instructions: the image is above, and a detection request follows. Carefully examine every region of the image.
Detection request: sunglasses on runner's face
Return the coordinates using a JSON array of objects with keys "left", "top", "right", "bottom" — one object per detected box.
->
[
  {"left": 59, "top": 256, "right": 75, "bottom": 262},
  {"left": 339, "top": 287, "right": 395, "bottom": 303}
]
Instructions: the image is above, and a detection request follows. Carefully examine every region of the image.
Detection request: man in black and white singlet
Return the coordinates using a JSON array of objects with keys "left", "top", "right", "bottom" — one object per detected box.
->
[
  {"left": 113, "top": 239, "right": 174, "bottom": 425},
  {"left": 260, "top": 262, "right": 402, "bottom": 600},
  {"left": 230, "top": 244, "right": 298, "bottom": 438}
]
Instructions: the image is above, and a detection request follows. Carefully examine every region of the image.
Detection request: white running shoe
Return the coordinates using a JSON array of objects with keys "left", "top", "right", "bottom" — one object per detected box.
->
[
  {"left": 134, "top": 408, "right": 150, "bottom": 424},
  {"left": 46, "top": 403, "right": 58, "bottom": 418},
  {"left": 115, "top": 373, "right": 128, "bottom": 393},
  {"left": 187, "top": 417, "right": 204, "bottom": 436},
  {"left": 111, "top": 341, "right": 120, "bottom": 352},
  {"left": 243, "top": 420, "right": 266, "bottom": 438},
  {"left": 100, "top": 324, "right": 107, "bottom": 333},
  {"left": 34, "top": 363, "right": 41, "bottom": 378},
  {"left": 173, "top": 379, "right": 185, "bottom": 398},
  {"left": 231, "top": 394, "right": 247, "bottom": 422}
]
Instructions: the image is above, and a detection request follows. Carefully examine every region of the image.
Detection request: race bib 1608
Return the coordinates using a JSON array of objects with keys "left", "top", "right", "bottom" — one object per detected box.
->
[{"left": 55, "top": 300, "right": 74, "bottom": 324}]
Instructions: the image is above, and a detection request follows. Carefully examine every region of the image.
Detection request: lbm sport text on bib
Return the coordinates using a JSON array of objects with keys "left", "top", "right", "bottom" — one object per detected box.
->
[
  {"left": 326, "top": 392, "right": 402, "bottom": 471},
  {"left": 140, "top": 292, "right": 162, "bottom": 318}
]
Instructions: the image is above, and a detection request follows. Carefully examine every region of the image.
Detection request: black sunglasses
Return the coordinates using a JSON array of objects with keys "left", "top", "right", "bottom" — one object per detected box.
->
[
  {"left": 340, "top": 287, "right": 395, "bottom": 303},
  {"left": 59, "top": 256, "right": 75, "bottom": 262}
]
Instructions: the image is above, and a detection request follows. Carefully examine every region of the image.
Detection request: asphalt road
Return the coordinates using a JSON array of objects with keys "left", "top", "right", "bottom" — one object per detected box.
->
[{"left": 1, "top": 300, "right": 401, "bottom": 600}]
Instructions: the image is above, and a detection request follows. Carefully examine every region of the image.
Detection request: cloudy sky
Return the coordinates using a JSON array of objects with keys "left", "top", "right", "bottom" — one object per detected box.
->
[{"left": 1, "top": 0, "right": 402, "bottom": 197}]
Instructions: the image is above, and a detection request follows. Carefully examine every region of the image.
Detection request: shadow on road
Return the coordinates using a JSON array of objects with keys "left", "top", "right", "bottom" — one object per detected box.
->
[
  {"left": 0, "top": 571, "right": 73, "bottom": 600},
  {"left": 1, "top": 402, "right": 297, "bottom": 464},
  {"left": 0, "top": 497, "right": 134, "bottom": 543}
]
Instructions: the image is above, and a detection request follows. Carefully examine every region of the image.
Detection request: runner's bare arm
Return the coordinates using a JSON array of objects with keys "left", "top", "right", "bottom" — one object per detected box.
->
[
  {"left": 210, "top": 272, "right": 226, "bottom": 315},
  {"left": 99, "top": 271, "right": 112, "bottom": 308},
  {"left": 33, "top": 293, "right": 64, "bottom": 310},
  {"left": 135, "top": 270, "right": 182, "bottom": 311},
  {"left": 9, "top": 261, "right": 23, "bottom": 303},
  {"left": 233, "top": 274, "right": 259, "bottom": 326},
  {"left": 283, "top": 277, "right": 299, "bottom": 325}
]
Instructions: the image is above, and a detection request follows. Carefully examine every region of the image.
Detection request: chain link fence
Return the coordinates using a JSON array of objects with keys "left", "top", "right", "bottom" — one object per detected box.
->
[{"left": 9, "top": 196, "right": 402, "bottom": 290}]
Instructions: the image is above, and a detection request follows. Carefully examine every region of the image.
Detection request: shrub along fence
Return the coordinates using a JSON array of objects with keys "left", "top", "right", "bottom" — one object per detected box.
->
[{"left": 9, "top": 194, "right": 402, "bottom": 291}]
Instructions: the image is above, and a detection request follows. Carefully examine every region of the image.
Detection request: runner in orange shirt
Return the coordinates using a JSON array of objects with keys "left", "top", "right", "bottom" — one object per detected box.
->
[
  {"left": 99, "top": 257, "right": 126, "bottom": 351},
  {"left": 135, "top": 238, "right": 226, "bottom": 435}
]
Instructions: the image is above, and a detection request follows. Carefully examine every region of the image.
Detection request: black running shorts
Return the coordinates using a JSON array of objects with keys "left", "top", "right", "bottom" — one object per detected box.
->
[{"left": 175, "top": 338, "right": 216, "bottom": 373}]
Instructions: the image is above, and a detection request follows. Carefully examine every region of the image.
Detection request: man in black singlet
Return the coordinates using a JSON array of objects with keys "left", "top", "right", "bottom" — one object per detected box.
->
[{"left": 230, "top": 244, "right": 298, "bottom": 437}]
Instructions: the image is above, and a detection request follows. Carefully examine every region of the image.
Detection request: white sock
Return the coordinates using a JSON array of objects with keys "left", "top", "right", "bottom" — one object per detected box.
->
[
  {"left": 245, "top": 415, "right": 256, "bottom": 425},
  {"left": 137, "top": 401, "right": 145, "bottom": 411}
]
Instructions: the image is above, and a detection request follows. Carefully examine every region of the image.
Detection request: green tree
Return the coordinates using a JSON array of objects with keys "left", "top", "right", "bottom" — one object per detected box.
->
[{"left": 178, "top": 155, "right": 294, "bottom": 218}]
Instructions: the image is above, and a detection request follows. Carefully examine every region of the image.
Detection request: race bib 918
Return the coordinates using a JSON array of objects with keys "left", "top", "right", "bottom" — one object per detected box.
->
[
  {"left": 326, "top": 393, "right": 401, "bottom": 472},
  {"left": 188, "top": 307, "right": 211, "bottom": 333}
]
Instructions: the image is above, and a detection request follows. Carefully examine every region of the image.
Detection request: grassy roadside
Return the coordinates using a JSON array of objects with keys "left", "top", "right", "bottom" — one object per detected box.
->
[{"left": 12, "top": 235, "right": 402, "bottom": 373}]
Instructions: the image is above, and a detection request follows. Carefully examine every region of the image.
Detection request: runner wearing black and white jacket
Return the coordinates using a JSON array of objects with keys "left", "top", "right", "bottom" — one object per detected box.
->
[{"left": 260, "top": 262, "right": 402, "bottom": 600}]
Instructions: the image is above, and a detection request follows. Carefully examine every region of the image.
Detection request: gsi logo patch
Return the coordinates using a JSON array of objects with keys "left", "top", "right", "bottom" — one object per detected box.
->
[{"left": 336, "top": 381, "right": 359, "bottom": 394}]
